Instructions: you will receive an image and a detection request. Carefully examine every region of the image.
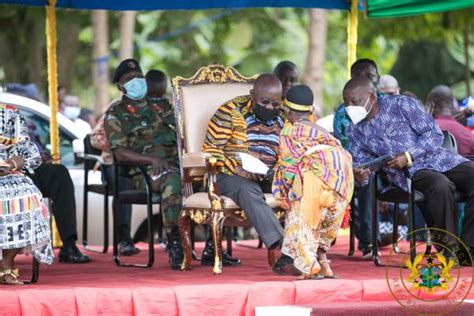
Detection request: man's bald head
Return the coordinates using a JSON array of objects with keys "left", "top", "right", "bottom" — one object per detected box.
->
[
  {"left": 379, "top": 74, "right": 400, "bottom": 95},
  {"left": 343, "top": 77, "right": 379, "bottom": 119},
  {"left": 250, "top": 74, "right": 283, "bottom": 119},
  {"left": 426, "top": 85, "right": 454, "bottom": 114},
  {"left": 343, "top": 76, "right": 376, "bottom": 97},
  {"left": 253, "top": 74, "right": 282, "bottom": 94},
  {"left": 427, "top": 85, "right": 453, "bottom": 102}
]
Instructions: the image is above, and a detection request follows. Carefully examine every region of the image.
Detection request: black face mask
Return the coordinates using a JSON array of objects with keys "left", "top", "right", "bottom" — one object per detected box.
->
[{"left": 253, "top": 104, "right": 280, "bottom": 122}]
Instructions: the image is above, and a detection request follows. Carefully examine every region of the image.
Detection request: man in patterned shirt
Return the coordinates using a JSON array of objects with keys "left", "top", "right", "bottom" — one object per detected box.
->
[
  {"left": 345, "top": 77, "right": 474, "bottom": 263},
  {"left": 203, "top": 74, "right": 285, "bottom": 267},
  {"left": 333, "top": 58, "right": 381, "bottom": 258}
]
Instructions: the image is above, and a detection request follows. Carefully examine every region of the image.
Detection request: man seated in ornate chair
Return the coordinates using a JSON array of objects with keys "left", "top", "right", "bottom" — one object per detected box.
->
[{"left": 201, "top": 74, "right": 285, "bottom": 267}]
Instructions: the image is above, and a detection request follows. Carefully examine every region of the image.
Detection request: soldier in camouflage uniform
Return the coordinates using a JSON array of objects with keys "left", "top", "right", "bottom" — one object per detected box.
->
[{"left": 104, "top": 59, "right": 183, "bottom": 269}]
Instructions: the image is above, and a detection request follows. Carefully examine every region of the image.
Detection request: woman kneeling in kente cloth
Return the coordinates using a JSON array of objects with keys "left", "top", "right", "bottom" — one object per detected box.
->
[
  {"left": 272, "top": 85, "right": 354, "bottom": 279},
  {"left": 0, "top": 103, "right": 54, "bottom": 285}
]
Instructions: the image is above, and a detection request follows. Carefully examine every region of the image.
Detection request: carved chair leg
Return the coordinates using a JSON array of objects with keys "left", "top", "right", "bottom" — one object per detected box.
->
[
  {"left": 211, "top": 211, "right": 225, "bottom": 275},
  {"left": 179, "top": 211, "right": 193, "bottom": 271}
]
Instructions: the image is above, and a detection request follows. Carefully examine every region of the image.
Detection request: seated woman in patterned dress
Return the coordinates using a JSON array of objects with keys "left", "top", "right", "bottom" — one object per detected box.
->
[
  {"left": 272, "top": 85, "right": 354, "bottom": 279},
  {"left": 0, "top": 103, "right": 54, "bottom": 285}
]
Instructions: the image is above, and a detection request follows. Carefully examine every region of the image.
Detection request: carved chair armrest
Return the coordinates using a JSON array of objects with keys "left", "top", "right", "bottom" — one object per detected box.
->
[{"left": 182, "top": 152, "right": 211, "bottom": 169}]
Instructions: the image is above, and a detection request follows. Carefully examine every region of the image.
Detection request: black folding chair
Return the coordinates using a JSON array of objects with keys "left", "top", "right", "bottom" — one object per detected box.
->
[
  {"left": 348, "top": 196, "right": 356, "bottom": 256},
  {"left": 112, "top": 159, "right": 161, "bottom": 268},
  {"left": 82, "top": 134, "right": 110, "bottom": 254},
  {"left": 371, "top": 131, "right": 466, "bottom": 266}
]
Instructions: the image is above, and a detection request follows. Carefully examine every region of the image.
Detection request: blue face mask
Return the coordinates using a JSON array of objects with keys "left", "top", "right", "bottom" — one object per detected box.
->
[{"left": 123, "top": 78, "right": 148, "bottom": 100}]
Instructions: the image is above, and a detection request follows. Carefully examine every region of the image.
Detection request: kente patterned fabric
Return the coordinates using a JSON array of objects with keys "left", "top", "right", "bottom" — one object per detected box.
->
[
  {"left": 272, "top": 122, "right": 354, "bottom": 205},
  {"left": 203, "top": 95, "right": 284, "bottom": 175},
  {"left": 347, "top": 95, "right": 467, "bottom": 191},
  {"left": 0, "top": 103, "right": 53, "bottom": 264},
  {"left": 280, "top": 176, "right": 348, "bottom": 275},
  {"left": 272, "top": 122, "right": 354, "bottom": 275}
]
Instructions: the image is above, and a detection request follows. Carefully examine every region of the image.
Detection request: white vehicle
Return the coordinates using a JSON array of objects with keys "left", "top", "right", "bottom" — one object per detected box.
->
[{"left": 0, "top": 92, "right": 155, "bottom": 246}]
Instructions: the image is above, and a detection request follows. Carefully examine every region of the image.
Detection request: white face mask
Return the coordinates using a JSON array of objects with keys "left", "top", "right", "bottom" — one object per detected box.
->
[
  {"left": 346, "top": 95, "right": 372, "bottom": 124},
  {"left": 64, "top": 106, "right": 81, "bottom": 121}
]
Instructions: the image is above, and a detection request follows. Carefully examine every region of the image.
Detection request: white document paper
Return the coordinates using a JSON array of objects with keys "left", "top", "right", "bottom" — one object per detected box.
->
[
  {"left": 238, "top": 152, "right": 269, "bottom": 175},
  {"left": 255, "top": 306, "right": 313, "bottom": 316}
]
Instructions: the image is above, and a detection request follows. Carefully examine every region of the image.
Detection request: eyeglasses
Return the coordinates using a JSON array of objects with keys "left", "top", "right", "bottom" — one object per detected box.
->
[{"left": 259, "top": 99, "right": 281, "bottom": 107}]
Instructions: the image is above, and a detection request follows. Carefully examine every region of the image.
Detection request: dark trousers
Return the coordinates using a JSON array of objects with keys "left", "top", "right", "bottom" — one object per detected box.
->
[
  {"left": 28, "top": 163, "right": 77, "bottom": 247},
  {"left": 216, "top": 174, "right": 284, "bottom": 248},
  {"left": 412, "top": 161, "right": 474, "bottom": 248},
  {"left": 104, "top": 166, "right": 134, "bottom": 243},
  {"left": 353, "top": 181, "right": 373, "bottom": 249}
]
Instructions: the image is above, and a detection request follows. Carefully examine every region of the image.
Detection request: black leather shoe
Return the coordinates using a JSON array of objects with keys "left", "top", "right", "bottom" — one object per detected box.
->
[
  {"left": 59, "top": 245, "right": 92, "bottom": 264},
  {"left": 272, "top": 263, "right": 301, "bottom": 276},
  {"left": 272, "top": 254, "right": 293, "bottom": 269},
  {"left": 272, "top": 255, "right": 301, "bottom": 275},
  {"left": 201, "top": 240, "right": 241, "bottom": 267},
  {"left": 119, "top": 241, "right": 140, "bottom": 256},
  {"left": 168, "top": 228, "right": 184, "bottom": 270}
]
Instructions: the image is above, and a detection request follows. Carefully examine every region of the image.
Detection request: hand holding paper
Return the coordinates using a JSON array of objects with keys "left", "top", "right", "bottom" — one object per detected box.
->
[
  {"left": 238, "top": 152, "right": 269, "bottom": 176},
  {"left": 355, "top": 155, "right": 391, "bottom": 172}
]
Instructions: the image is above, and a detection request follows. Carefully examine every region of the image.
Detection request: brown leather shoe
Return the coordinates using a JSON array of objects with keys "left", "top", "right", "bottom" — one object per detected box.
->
[{"left": 268, "top": 247, "right": 281, "bottom": 267}]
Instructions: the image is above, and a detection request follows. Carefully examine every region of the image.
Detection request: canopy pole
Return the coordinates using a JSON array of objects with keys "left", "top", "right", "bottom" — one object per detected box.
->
[
  {"left": 46, "top": 0, "right": 62, "bottom": 248},
  {"left": 347, "top": 0, "right": 358, "bottom": 79},
  {"left": 45, "top": 0, "right": 60, "bottom": 164}
]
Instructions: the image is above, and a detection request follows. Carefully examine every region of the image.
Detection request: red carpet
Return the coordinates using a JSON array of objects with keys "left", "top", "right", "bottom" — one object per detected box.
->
[{"left": 5, "top": 235, "right": 474, "bottom": 316}]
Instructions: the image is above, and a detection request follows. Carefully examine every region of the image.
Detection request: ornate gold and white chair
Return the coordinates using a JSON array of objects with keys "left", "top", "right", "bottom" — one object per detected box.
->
[{"left": 171, "top": 64, "right": 286, "bottom": 274}]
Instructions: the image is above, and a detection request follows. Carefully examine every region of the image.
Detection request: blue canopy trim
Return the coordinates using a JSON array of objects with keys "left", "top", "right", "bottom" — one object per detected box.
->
[{"left": 0, "top": 0, "right": 349, "bottom": 10}]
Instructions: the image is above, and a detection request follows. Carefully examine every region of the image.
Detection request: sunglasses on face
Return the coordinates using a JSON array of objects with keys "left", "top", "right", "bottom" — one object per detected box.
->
[{"left": 259, "top": 99, "right": 281, "bottom": 107}]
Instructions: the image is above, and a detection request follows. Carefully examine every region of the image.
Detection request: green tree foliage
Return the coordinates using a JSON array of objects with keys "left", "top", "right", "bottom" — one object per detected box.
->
[
  {"left": 0, "top": 6, "right": 470, "bottom": 113},
  {"left": 133, "top": 9, "right": 306, "bottom": 78},
  {"left": 391, "top": 41, "right": 465, "bottom": 101},
  {"left": 361, "top": 9, "right": 473, "bottom": 101}
]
